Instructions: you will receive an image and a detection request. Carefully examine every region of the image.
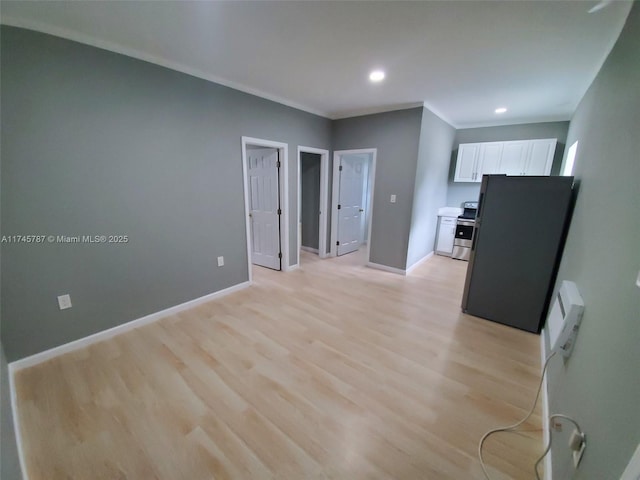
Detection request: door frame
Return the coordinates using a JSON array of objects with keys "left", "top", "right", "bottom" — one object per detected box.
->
[
  {"left": 296, "top": 146, "right": 330, "bottom": 265},
  {"left": 241, "top": 136, "right": 290, "bottom": 282},
  {"left": 330, "top": 148, "right": 377, "bottom": 261}
]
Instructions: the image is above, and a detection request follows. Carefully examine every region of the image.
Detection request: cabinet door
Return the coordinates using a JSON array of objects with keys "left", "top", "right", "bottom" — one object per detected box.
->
[
  {"left": 436, "top": 217, "right": 457, "bottom": 254},
  {"left": 525, "top": 139, "right": 557, "bottom": 175},
  {"left": 478, "top": 142, "right": 504, "bottom": 177},
  {"left": 500, "top": 141, "right": 529, "bottom": 176},
  {"left": 454, "top": 144, "right": 481, "bottom": 182}
]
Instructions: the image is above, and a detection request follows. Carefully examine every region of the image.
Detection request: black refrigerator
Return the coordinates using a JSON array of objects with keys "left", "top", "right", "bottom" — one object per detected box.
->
[{"left": 461, "top": 175, "right": 574, "bottom": 333}]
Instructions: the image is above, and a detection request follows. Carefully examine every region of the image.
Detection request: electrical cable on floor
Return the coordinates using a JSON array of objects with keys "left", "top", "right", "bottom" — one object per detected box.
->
[
  {"left": 534, "top": 414, "right": 585, "bottom": 480},
  {"left": 478, "top": 350, "right": 556, "bottom": 480}
]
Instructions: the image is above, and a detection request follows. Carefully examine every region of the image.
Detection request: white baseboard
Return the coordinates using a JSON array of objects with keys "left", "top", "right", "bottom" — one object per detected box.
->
[
  {"left": 8, "top": 280, "right": 251, "bottom": 480},
  {"left": 8, "top": 364, "right": 28, "bottom": 480},
  {"left": 405, "top": 251, "right": 434, "bottom": 275},
  {"left": 366, "top": 261, "right": 407, "bottom": 276},
  {"left": 300, "top": 246, "right": 319, "bottom": 253},
  {"left": 9, "top": 281, "right": 251, "bottom": 372},
  {"left": 620, "top": 444, "right": 640, "bottom": 480},
  {"left": 540, "top": 329, "right": 552, "bottom": 480},
  {"left": 367, "top": 253, "right": 435, "bottom": 276}
]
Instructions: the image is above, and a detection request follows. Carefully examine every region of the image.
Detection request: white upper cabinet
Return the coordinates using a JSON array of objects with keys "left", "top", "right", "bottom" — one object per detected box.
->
[
  {"left": 454, "top": 138, "right": 557, "bottom": 182},
  {"left": 525, "top": 139, "right": 557, "bottom": 175},
  {"left": 454, "top": 143, "right": 481, "bottom": 182},
  {"left": 500, "top": 141, "right": 529, "bottom": 176},
  {"left": 478, "top": 142, "right": 504, "bottom": 176}
]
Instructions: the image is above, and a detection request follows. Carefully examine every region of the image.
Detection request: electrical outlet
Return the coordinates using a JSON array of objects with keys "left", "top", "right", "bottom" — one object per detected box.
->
[
  {"left": 57, "top": 294, "right": 72, "bottom": 310},
  {"left": 390, "top": 194, "right": 397, "bottom": 203},
  {"left": 217, "top": 256, "right": 224, "bottom": 267},
  {"left": 569, "top": 429, "right": 586, "bottom": 468},
  {"left": 573, "top": 441, "right": 586, "bottom": 468}
]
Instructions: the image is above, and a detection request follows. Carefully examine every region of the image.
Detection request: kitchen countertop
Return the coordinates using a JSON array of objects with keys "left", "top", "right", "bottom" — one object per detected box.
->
[{"left": 437, "top": 207, "right": 463, "bottom": 217}]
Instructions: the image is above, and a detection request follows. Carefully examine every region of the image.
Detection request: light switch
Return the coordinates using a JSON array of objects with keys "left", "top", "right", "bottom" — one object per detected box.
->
[
  {"left": 390, "top": 194, "right": 397, "bottom": 203},
  {"left": 217, "top": 256, "right": 224, "bottom": 267}
]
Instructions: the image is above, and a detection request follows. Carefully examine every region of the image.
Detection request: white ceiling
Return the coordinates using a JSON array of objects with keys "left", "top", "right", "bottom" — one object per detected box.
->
[{"left": 1, "top": 1, "right": 632, "bottom": 127}]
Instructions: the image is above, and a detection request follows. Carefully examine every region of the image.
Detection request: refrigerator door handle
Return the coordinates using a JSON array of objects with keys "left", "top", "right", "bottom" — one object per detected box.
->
[{"left": 471, "top": 227, "right": 479, "bottom": 251}]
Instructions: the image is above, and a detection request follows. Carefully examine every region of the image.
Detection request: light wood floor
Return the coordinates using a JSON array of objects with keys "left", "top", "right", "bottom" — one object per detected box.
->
[{"left": 14, "top": 251, "right": 543, "bottom": 480}]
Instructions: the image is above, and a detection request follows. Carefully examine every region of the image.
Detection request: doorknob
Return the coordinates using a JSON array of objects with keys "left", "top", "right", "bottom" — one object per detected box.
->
[{"left": 249, "top": 213, "right": 252, "bottom": 218}]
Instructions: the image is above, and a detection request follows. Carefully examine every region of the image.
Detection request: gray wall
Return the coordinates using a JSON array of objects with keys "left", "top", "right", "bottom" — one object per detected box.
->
[
  {"left": 1, "top": 344, "right": 23, "bottom": 480},
  {"left": 544, "top": 5, "right": 640, "bottom": 479},
  {"left": 406, "top": 108, "right": 456, "bottom": 268},
  {"left": 447, "top": 121, "right": 570, "bottom": 207},
  {"left": 1, "top": 26, "right": 331, "bottom": 361},
  {"left": 332, "top": 108, "right": 423, "bottom": 270},
  {"left": 300, "top": 152, "right": 321, "bottom": 250}
]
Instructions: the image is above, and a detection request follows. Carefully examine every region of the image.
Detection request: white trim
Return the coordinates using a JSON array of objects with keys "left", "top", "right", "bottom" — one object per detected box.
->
[
  {"left": 241, "top": 137, "right": 290, "bottom": 276},
  {"left": 297, "top": 146, "right": 330, "bottom": 265},
  {"left": 405, "top": 251, "right": 434, "bottom": 275},
  {"left": 330, "top": 153, "right": 340, "bottom": 257},
  {"left": 241, "top": 141, "right": 253, "bottom": 282},
  {"left": 9, "top": 365, "right": 28, "bottom": 480},
  {"left": 332, "top": 102, "right": 424, "bottom": 121},
  {"left": 282, "top": 145, "right": 291, "bottom": 272},
  {"left": 300, "top": 246, "right": 319, "bottom": 253},
  {"left": 9, "top": 281, "right": 250, "bottom": 372},
  {"left": 330, "top": 149, "right": 377, "bottom": 262},
  {"left": 540, "top": 330, "right": 552, "bottom": 480},
  {"left": 0, "top": 17, "right": 329, "bottom": 120},
  {"left": 366, "top": 261, "right": 406, "bottom": 275},
  {"left": 421, "top": 101, "right": 456, "bottom": 127},
  {"left": 620, "top": 444, "right": 640, "bottom": 480},
  {"left": 455, "top": 114, "right": 571, "bottom": 130}
]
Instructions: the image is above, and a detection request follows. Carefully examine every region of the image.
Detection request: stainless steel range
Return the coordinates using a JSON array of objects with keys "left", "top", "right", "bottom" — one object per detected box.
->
[{"left": 452, "top": 201, "right": 478, "bottom": 261}]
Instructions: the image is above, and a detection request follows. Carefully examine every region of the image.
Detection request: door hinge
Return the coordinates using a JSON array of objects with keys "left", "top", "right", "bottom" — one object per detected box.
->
[
  {"left": 276, "top": 160, "right": 281, "bottom": 168},
  {"left": 277, "top": 208, "right": 282, "bottom": 215},
  {"left": 278, "top": 252, "right": 282, "bottom": 259},
  {"left": 337, "top": 204, "right": 341, "bottom": 210},
  {"left": 339, "top": 165, "right": 343, "bottom": 171},
  {"left": 336, "top": 241, "right": 340, "bottom": 246}
]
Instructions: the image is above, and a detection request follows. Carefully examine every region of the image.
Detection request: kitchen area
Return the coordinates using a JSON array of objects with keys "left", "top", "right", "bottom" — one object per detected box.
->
[
  {"left": 435, "top": 130, "right": 575, "bottom": 333},
  {"left": 436, "top": 135, "right": 560, "bottom": 261}
]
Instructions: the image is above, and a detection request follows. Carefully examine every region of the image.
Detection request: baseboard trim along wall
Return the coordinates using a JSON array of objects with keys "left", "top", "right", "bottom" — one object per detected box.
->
[
  {"left": 620, "top": 444, "right": 640, "bottom": 480},
  {"left": 368, "top": 251, "right": 435, "bottom": 276},
  {"left": 9, "top": 369, "right": 28, "bottom": 480},
  {"left": 405, "top": 251, "right": 434, "bottom": 275},
  {"left": 366, "top": 262, "right": 408, "bottom": 276},
  {"left": 540, "top": 329, "right": 552, "bottom": 480},
  {"left": 9, "top": 280, "right": 251, "bottom": 372},
  {"left": 8, "top": 279, "right": 251, "bottom": 480},
  {"left": 300, "top": 246, "right": 319, "bottom": 253}
]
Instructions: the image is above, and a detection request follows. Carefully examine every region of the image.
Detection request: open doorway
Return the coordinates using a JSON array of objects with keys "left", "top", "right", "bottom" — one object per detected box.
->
[
  {"left": 330, "top": 149, "right": 377, "bottom": 263},
  {"left": 241, "top": 137, "right": 289, "bottom": 282},
  {"left": 297, "top": 146, "right": 329, "bottom": 266}
]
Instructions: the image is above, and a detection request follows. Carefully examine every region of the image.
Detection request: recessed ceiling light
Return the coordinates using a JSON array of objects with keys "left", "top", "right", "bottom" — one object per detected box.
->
[
  {"left": 495, "top": 107, "right": 507, "bottom": 114},
  {"left": 369, "top": 70, "right": 385, "bottom": 82}
]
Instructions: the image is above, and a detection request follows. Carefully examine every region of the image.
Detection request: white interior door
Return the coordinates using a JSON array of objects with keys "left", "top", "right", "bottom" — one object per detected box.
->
[
  {"left": 337, "top": 154, "right": 366, "bottom": 256},
  {"left": 247, "top": 148, "right": 281, "bottom": 270}
]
